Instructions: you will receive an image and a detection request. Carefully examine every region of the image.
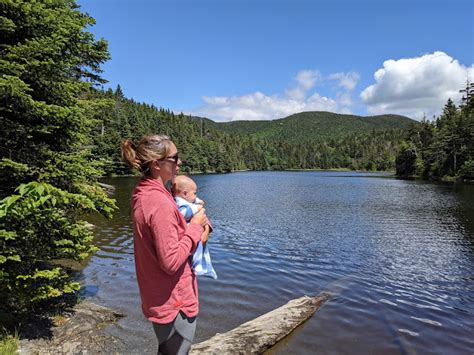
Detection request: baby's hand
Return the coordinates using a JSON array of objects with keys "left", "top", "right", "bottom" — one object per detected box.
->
[
  {"left": 197, "top": 205, "right": 203, "bottom": 212},
  {"left": 195, "top": 197, "right": 205, "bottom": 206}
]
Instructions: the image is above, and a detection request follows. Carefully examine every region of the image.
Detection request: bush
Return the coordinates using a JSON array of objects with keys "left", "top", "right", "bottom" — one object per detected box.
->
[
  {"left": 0, "top": 182, "right": 107, "bottom": 311},
  {"left": 458, "top": 159, "right": 474, "bottom": 181}
]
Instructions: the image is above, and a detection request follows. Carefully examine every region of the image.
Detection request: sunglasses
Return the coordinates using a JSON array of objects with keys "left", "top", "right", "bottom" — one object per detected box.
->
[{"left": 159, "top": 153, "right": 179, "bottom": 164}]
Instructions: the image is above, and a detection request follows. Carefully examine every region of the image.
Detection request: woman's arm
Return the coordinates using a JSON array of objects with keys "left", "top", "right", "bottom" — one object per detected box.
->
[
  {"left": 150, "top": 203, "right": 203, "bottom": 275},
  {"left": 201, "top": 224, "right": 211, "bottom": 245}
]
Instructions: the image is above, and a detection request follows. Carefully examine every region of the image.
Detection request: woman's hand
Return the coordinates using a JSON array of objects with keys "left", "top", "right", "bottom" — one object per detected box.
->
[
  {"left": 190, "top": 208, "right": 208, "bottom": 227},
  {"left": 201, "top": 225, "right": 210, "bottom": 244}
]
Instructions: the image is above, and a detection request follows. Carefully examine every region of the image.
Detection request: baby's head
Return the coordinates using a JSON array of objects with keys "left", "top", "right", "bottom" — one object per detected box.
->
[{"left": 172, "top": 175, "right": 198, "bottom": 203}]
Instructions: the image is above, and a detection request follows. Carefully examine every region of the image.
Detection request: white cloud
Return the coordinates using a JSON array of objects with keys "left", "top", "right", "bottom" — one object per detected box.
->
[
  {"left": 361, "top": 51, "right": 474, "bottom": 120},
  {"left": 202, "top": 96, "right": 229, "bottom": 105},
  {"left": 295, "top": 69, "right": 321, "bottom": 90},
  {"left": 328, "top": 72, "right": 360, "bottom": 91},
  {"left": 195, "top": 91, "right": 339, "bottom": 121},
  {"left": 187, "top": 69, "right": 359, "bottom": 122},
  {"left": 285, "top": 69, "right": 320, "bottom": 100}
]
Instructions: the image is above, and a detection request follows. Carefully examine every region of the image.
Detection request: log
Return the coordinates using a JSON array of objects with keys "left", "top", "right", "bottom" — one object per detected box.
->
[
  {"left": 190, "top": 294, "right": 329, "bottom": 354},
  {"left": 97, "top": 182, "right": 116, "bottom": 195}
]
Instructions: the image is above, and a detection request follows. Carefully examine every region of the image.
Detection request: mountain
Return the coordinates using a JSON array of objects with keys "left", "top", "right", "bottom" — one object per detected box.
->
[
  {"left": 193, "top": 111, "right": 417, "bottom": 143},
  {"left": 87, "top": 86, "right": 420, "bottom": 173}
]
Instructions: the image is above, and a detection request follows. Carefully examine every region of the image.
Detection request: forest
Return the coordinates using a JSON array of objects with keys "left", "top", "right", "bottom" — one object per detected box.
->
[
  {"left": 87, "top": 83, "right": 473, "bottom": 180},
  {"left": 395, "top": 89, "right": 474, "bottom": 181},
  {"left": 89, "top": 86, "right": 415, "bottom": 175}
]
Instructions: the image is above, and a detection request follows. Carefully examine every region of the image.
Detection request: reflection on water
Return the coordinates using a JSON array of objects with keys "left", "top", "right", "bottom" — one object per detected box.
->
[{"left": 82, "top": 172, "right": 474, "bottom": 354}]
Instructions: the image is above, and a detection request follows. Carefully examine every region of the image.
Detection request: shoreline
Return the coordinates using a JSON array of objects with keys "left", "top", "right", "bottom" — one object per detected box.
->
[
  {"left": 18, "top": 301, "right": 125, "bottom": 354},
  {"left": 17, "top": 295, "right": 328, "bottom": 354},
  {"left": 103, "top": 168, "right": 395, "bottom": 178},
  {"left": 100, "top": 169, "right": 473, "bottom": 184}
]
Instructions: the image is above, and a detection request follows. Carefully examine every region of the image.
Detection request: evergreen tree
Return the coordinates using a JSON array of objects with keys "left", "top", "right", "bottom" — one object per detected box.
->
[
  {"left": 395, "top": 83, "right": 474, "bottom": 181},
  {"left": 0, "top": 0, "right": 115, "bottom": 311}
]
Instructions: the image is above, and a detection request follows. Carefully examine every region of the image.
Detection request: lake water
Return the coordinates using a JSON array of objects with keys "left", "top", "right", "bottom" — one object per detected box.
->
[{"left": 82, "top": 171, "right": 474, "bottom": 354}]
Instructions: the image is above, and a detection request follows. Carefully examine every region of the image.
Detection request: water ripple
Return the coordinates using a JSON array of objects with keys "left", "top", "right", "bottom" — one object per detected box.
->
[{"left": 80, "top": 173, "right": 474, "bottom": 354}]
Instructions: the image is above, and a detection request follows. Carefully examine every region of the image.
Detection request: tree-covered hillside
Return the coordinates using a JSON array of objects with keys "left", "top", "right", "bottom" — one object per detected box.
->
[
  {"left": 88, "top": 87, "right": 415, "bottom": 174},
  {"left": 201, "top": 111, "right": 415, "bottom": 142}
]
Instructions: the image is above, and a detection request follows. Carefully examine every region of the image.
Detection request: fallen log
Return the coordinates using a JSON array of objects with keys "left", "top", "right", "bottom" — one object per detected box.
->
[
  {"left": 190, "top": 294, "right": 329, "bottom": 354},
  {"left": 97, "top": 182, "right": 116, "bottom": 195}
]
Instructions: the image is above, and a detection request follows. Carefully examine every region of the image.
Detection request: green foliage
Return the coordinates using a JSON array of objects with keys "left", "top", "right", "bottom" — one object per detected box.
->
[
  {"left": 395, "top": 82, "right": 474, "bottom": 181},
  {"left": 395, "top": 141, "right": 421, "bottom": 177},
  {"left": 0, "top": 182, "right": 100, "bottom": 310},
  {"left": 0, "top": 0, "right": 116, "bottom": 312},
  {"left": 459, "top": 159, "right": 474, "bottom": 180},
  {"left": 0, "top": 328, "right": 19, "bottom": 355}
]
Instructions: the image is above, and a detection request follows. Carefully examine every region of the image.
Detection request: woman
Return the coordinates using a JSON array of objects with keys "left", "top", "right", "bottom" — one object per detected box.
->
[{"left": 121, "top": 134, "right": 208, "bottom": 354}]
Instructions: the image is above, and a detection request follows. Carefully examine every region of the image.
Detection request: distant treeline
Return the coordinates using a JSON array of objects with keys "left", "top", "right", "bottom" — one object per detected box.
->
[
  {"left": 89, "top": 86, "right": 410, "bottom": 175},
  {"left": 395, "top": 82, "right": 474, "bottom": 181}
]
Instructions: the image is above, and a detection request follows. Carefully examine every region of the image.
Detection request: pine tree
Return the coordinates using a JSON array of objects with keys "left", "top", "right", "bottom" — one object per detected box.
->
[{"left": 0, "top": 0, "right": 115, "bottom": 311}]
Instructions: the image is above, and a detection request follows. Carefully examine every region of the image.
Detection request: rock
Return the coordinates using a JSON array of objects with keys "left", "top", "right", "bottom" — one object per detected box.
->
[
  {"left": 190, "top": 294, "right": 329, "bottom": 354},
  {"left": 19, "top": 301, "right": 125, "bottom": 354}
]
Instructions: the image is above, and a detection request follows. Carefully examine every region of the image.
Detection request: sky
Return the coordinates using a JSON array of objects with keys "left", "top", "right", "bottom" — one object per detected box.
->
[{"left": 78, "top": 0, "right": 473, "bottom": 122}]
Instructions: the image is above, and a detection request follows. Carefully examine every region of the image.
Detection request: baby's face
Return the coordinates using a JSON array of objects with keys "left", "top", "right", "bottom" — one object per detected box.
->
[
  {"left": 175, "top": 180, "right": 198, "bottom": 203},
  {"left": 184, "top": 187, "right": 197, "bottom": 203}
]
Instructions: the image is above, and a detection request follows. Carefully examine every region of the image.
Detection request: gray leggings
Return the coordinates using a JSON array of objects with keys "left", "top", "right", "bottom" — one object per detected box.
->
[{"left": 152, "top": 312, "right": 197, "bottom": 355}]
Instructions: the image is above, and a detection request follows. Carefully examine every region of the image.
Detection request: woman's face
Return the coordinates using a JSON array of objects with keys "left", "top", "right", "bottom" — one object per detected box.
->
[{"left": 152, "top": 142, "right": 181, "bottom": 184}]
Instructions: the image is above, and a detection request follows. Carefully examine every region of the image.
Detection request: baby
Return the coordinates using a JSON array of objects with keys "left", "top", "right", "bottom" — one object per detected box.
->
[{"left": 173, "top": 175, "right": 217, "bottom": 279}]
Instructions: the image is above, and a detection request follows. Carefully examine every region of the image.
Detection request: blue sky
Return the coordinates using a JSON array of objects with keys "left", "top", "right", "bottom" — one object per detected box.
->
[{"left": 78, "top": 0, "right": 473, "bottom": 121}]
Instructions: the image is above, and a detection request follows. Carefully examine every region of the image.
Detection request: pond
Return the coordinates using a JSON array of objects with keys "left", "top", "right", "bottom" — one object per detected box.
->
[{"left": 82, "top": 171, "right": 474, "bottom": 354}]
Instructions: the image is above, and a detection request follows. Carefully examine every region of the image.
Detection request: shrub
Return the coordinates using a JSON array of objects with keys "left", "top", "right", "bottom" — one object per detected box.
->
[
  {"left": 0, "top": 182, "right": 111, "bottom": 311},
  {"left": 458, "top": 159, "right": 474, "bottom": 181}
]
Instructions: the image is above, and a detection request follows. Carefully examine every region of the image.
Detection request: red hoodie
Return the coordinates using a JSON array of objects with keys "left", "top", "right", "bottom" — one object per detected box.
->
[{"left": 131, "top": 177, "right": 203, "bottom": 324}]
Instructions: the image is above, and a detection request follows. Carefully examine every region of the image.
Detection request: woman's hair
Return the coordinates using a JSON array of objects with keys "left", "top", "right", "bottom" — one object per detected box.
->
[{"left": 121, "top": 134, "right": 173, "bottom": 175}]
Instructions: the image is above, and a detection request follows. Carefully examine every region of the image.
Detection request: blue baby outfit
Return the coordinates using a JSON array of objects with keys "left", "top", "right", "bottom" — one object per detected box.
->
[{"left": 175, "top": 196, "right": 218, "bottom": 279}]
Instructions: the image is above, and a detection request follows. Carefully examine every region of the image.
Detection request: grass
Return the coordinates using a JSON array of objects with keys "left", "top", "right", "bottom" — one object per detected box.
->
[
  {"left": 0, "top": 329, "right": 19, "bottom": 355},
  {"left": 51, "top": 313, "right": 69, "bottom": 327}
]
